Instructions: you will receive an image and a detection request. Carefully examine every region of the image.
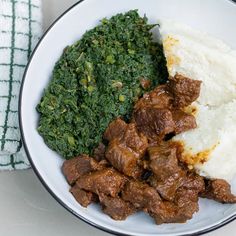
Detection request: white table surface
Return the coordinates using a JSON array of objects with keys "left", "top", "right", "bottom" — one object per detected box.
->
[{"left": 1, "top": 1, "right": 235, "bottom": 235}]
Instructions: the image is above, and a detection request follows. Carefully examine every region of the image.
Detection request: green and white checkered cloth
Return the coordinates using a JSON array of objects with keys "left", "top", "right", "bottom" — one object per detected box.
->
[{"left": 0, "top": 0, "right": 42, "bottom": 170}]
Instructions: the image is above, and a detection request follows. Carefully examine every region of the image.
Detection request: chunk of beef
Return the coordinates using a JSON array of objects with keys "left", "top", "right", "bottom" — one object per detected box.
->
[
  {"left": 201, "top": 179, "right": 236, "bottom": 203},
  {"left": 172, "top": 174, "right": 204, "bottom": 221},
  {"left": 181, "top": 173, "right": 205, "bottom": 193},
  {"left": 134, "top": 107, "right": 175, "bottom": 140},
  {"left": 147, "top": 144, "right": 186, "bottom": 201},
  {"left": 123, "top": 123, "right": 148, "bottom": 157},
  {"left": 93, "top": 143, "right": 106, "bottom": 162},
  {"left": 122, "top": 180, "right": 192, "bottom": 224},
  {"left": 172, "top": 109, "right": 197, "bottom": 134},
  {"left": 167, "top": 74, "right": 201, "bottom": 108},
  {"left": 151, "top": 196, "right": 198, "bottom": 224},
  {"left": 136, "top": 74, "right": 201, "bottom": 111},
  {"left": 105, "top": 123, "right": 147, "bottom": 178},
  {"left": 150, "top": 201, "right": 180, "bottom": 224},
  {"left": 105, "top": 139, "right": 142, "bottom": 178},
  {"left": 70, "top": 184, "right": 97, "bottom": 207},
  {"left": 134, "top": 75, "right": 199, "bottom": 140},
  {"left": 103, "top": 118, "right": 127, "bottom": 141},
  {"left": 161, "top": 174, "right": 204, "bottom": 222},
  {"left": 134, "top": 85, "right": 173, "bottom": 111},
  {"left": 151, "top": 186, "right": 200, "bottom": 224},
  {"left": 76, "top": 168, "right": 126, "bottom": 197},
  {"left": 99, "top": 194, "right": 135, "bottom": 220},
  {"left": 173, "top": 188, "right": 199, "bottom": 222},
  {"left": 62, "top": 155, "right": 100, "bottom": 185},
  {"left": 149, "top": 173, "right": 185, "bottom": 201},
  {"left": 148, "top": 144, "right": 179, "bottom": 180},
  {"left": 121, "top": 180, "right": 161, "bottom": 210}
]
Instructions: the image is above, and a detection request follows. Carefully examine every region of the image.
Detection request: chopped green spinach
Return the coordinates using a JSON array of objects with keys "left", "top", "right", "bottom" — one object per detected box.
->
[{"left": 37, "top": 10, "right": 168, "bottom": 159}]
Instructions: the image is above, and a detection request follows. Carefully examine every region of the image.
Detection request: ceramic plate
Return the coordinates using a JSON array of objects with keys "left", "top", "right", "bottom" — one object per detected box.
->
[{"left": 19, "top": 0, "right": 236, "bottom": 235}]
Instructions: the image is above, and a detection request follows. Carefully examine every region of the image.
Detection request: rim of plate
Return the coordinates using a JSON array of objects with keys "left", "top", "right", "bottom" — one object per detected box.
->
[{"left": 19, "top": 0, "right": 236, "bottom": 235}]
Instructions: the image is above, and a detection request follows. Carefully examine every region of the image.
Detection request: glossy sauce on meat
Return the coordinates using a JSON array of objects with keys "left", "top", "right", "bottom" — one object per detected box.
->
[{"left": 62, "top": 74, "right": 236, "bottom": 223}]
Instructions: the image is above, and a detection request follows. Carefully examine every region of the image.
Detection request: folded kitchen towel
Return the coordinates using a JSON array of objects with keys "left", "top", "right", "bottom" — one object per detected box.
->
[{"left": 0, "top": 0, "right": 42, "bottom": 170}]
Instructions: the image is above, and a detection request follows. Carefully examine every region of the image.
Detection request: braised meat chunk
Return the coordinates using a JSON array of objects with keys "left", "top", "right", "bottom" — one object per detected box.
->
[
  {"left": 181, "top": 173, "right": 205, "bottom": 193},
  {"left": 105, "top": 139, "right": 141, "bottom": 178},
  {"left": 76, "top": 168, "right": 126, "bottom": 197},
  {"left": 99, "top": 194, "right": 135, "bottom": 220},
  {"left": 173, "top": 188, "right": 199, "bottom": 222},
  {"left": 143, "top": 182, "right": 200, "bottom": 224},
  {"left": 122, "top": 180, "right": 162, "bottom": 210},
  {"left": 150, "top": 201, "right": 179, "bottom": 224},
  {"left": 134, "top": 107, "right": 175, "bottom": 140},
  {"left": 134, "top": 85, "right": 173, "bottom": 110},
  {"left": 134, "top": 74, "right": 200, "bottom": 141},
  {"left": 172, "top": 110, "right": 197, "bottom": 134},
  {"left": 62, "top": 154, "right": 100, "bottom": 185},
  {"left": 103, "top": 118, "right": 127, "bottom": 141},
  {"left": 105, "top": 123, "right": 148, "bottom": 178},
  {"left": 70, "top": 184, "right": 97, "bottom": 207},
  {"left": 149, "top": 174, "right": 184, "bottom": 201},
  {"left": 148, "top": 144, "right": 180, "bottom": 180},
  {"left": 151, "top": 174, "right": 204, "bottom": 224},
  {"left": 147, "top": 144, "right": 185, "bottom": 201},
  {"left": 201, "top": 179, "right": 236, "bottom": 203},
  {"left": 123, "top": 123, "right": 148, "bottom": 157},
  {"left": 167, "top": 74, "right": 201, "bottom": 108},
  {"left": 170, "top": 174, "right": 205, "bottom": 222},
  {"left": 121, "top": 180, "right": 194, "bottom": 224}
]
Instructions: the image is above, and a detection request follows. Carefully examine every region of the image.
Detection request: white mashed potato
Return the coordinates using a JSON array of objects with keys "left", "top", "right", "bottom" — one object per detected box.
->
[{"left": 159, "top": 20, "right": 236, "bottom": 181}]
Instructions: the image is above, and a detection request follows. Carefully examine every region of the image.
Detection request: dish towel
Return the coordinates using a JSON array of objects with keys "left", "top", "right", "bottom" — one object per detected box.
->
[{"left": 0, "top": 0, "right": 42, "bottom": 170}]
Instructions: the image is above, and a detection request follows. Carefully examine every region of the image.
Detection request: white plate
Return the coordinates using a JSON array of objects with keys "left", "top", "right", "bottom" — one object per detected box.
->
[{"left": 19, "top": 0, "right": 236, "bottom": 235}]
